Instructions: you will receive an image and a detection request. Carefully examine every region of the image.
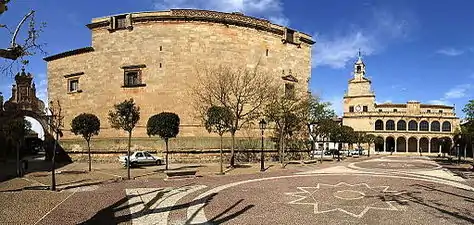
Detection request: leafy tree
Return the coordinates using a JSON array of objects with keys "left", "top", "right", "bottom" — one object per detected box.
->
[
  {"left": 71, "top": 113, "right": 100, "bottom": 172},
  {"left": 355, "top": 131, "right": 366, "bottom": 155},
  {"left": 313, "top": 118, "right": 339, "bottom": 162},
  {"left": 2, "top": 117, "right": 29, "bottom": 176},
  {"left": 365, "top": 134, "right": 376, "bottom": 157},
  {"left": 192, "top": 63, "right": 274, "bottom": 167},
  {"left": 307, "top": 96, "right": 336, "bottom": 160},
  {"left": 204, "top": 106, "right": 233, "bottom": 174},
  {"left": 265, "top": 93, "right": 309, "bottom": 167},
  {"left": 108, "top": 99, "right": 140, "bottom": 179},
  {"left": 147, "top": 112, "right": 180, "bottom": 170}
]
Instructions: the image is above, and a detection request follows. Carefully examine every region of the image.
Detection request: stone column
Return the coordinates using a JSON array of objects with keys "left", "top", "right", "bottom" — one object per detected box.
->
[
  {"left": 406, "top": 139, "right": 408, "bottom": 153},
  {"left": 394, "top": 137, "right": 397, "bottom": 153},
  {"left": 417, "top": 138, "right": 420, "bottom": 153},
  {"left": 383, "top": 137, "right": 386, "bottom": 152},
  {"left": 428, "top": 138, "right": 431, "bottom": 153}
]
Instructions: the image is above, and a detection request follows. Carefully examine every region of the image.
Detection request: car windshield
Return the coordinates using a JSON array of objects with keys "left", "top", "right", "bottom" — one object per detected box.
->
[{"left": 144, "top": 152, "right": 152, "bottom": 157}]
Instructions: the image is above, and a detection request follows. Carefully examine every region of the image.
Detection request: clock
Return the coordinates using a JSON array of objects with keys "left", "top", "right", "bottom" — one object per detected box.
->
[{"left": 355, "top": 105, "right": 362, "bottom": 112}]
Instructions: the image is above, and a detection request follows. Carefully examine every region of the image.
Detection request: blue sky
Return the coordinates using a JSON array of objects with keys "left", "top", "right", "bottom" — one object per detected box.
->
[{"left": 1, "top": 0, "right": 474, "bottom": 135}]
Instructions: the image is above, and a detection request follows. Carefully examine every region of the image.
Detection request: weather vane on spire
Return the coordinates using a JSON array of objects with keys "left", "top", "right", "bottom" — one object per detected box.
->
[{"left": 358, "top": 48, "right": 362, "bottom": 59}]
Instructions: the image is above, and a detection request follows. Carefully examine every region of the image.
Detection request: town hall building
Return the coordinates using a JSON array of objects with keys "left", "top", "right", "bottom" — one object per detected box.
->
[{"left": 342, "top": 54, "right": 460, "bottom": 154}]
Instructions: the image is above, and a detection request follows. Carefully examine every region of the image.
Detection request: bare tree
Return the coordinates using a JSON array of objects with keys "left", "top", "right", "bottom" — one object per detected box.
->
[
  {"left": 192, "top": 63, "right": 274, "bottom": 167},
  {"left": 1, "top": 1, "right": 46, "bottom": 75}
]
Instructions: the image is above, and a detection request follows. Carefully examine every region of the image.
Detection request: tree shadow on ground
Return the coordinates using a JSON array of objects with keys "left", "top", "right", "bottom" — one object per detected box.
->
[
  {"left": 379, "top": 185, "right": 474, "bottom": 224},
  {"left": 79, "top": 184, "right": 253, "bottom": 225},
  {"left": 0, "top": 177, "right": 119, "bottom": 192},
  {"left": 153, "top": 164, "right": 206, "bottom": 173}
]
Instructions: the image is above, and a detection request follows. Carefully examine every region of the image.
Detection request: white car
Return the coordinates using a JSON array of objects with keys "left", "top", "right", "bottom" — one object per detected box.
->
[{"left": 119, "top": 151, "right": 163, "bottom": 167}]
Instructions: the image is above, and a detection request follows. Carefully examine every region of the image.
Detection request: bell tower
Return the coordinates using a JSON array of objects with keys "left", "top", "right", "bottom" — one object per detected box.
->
[{"left": 343, "top": 50, "right": 375, "bottom": 114}]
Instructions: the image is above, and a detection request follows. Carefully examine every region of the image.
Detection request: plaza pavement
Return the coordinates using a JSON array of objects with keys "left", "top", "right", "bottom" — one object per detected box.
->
[{"left": 1, "top": 155, "right": 474, "bottom": 225}]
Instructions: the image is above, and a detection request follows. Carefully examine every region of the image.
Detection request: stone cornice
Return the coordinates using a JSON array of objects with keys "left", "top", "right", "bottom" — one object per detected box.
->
[
  {"left": 343, "top": 114, "right": 458, "bottom": 120},
  {"left": 63, "top": 72, "right": 84, "bottom": 78},
  {"left": 44, "top": 47, "right": 94, "bottom": 62},
  {"left": 343, "top": 94, "right": 375, "bottom": 99},
  {"left": 86, "top": 9, "right": 315, "bottom": 45}
]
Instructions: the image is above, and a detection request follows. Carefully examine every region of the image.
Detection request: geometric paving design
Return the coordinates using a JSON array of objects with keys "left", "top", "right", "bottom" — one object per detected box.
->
[{"left": 285, "top": 182, "right": 402, "bottom": 218}]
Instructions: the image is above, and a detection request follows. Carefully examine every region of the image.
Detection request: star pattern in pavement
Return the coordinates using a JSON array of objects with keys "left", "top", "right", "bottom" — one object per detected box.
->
[{"left": 285, "top": 182, "right": 400, "bottom": 218}]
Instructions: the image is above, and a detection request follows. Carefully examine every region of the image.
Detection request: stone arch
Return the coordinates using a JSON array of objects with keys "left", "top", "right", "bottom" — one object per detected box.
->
[
  {"left": 430, "top": 138, "right": 440, "bottom": 153},
  {"left": 397, "top": 120, "right": 406, "bottom": 131},
  {"left": 375, "top": 136, "right": 384, "bottom": 152},
  {"left": 408, "top": 137, "right": 417, "bottom": 152},
  {"left": 419, "top": 137, "right": 429, "bottom": 153},
  {"left": 442, "top": 121, "right": 451, "bottom": 132},
  {"left": 386, "top": 136, "right": 395, "bottom": 152},
  {"left": 408, "top": 120, "right": 418, "bottom": 131},
  {"left": 375, "top": 120, "right": 384, "bottom": 130},
  {"left": 419, "top": 120, "right": 429, "bottom": 131},
  {"left": 396, "top": 136, "right": 406, "bottom": 152},
  {"left": 431, "top": 121, "right": 440, "bottom": 132},
  {"left": 386, "top": 120, "right": 395, "bottom": 131}
]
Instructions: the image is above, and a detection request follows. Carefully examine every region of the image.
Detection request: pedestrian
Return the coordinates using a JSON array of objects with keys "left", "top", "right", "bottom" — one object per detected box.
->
[
  {"left": 419, "top": 147, "right": 422, "bottom": 156},
  {"left": 390, "top": 147, "right": 394, "bottom": 155}
]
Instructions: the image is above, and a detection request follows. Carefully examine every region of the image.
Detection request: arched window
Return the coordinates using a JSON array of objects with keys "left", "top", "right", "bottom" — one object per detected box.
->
[
  {"left": 431, "top": 121, "right": 440, "bottom": 132},
  {"left": 386, "top": 120, "right": 395, "bottom": 130},
  {"left": 397, "top": 120, "right": 406, "bottom": 131},
  {"left": 442, "top": 121, "right": 451, "bottom": 132},
  {"left": 375, "top": 120, "right": 384, "bottom": 130},
  {"left": 408, "top": 120, "right": 417, "bottom": 131},
  {"left": 419, "top": 121, "right": 429, "bottom": 131}
]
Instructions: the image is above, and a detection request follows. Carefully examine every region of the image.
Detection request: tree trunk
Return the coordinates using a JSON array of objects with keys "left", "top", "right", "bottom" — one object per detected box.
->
[
  {"left": 281, "top": 133, "right": 286, "bottom": 168},
  {"left": 230, "top": 132, "right": 235, "bottom": 168},
  {"left": 368, "top": 143, "right": 371, "bottom": 157},
  {"left": 16, "top": 142, "right": 20, "bottom": 177},
  {"left": 219, "top": 135, "right": 223, "bottom": 174},
  {"left": 87, "top": 140, "right": 91, "bottom": 172},
  {"left": 165, "top": 138, "right": 169, "bottom": 170},
  {"left": 127, "top": 131, "right": 131, "bottom": 180}
]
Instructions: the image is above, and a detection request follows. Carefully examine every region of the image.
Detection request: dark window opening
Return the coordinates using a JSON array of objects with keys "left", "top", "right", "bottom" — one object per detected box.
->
[
  {"left": 68, "top": 79, "right": 79, "bottom": 92},
  {"left": 356, "top": 65, "right": 361, "bottom": 72},
  {"left": 123, "top": 70, "right": 143, "bottom": 87},
  {"left": 375, "top": 120, "right": 384, "bottom": 130},
  {"left": 363, "top": 106, "right": 368, "bottom": 112},
  {"left": 431, "top": 121, "right": 440, "bottom": 132},
  {"left": 378, "top": 109, "right": 383, "bottom": 112},
  {"left": 386, "top": 120, "right": 395, "bottom": 130},
  {"left": 439, "top": 110, "right": 443, "bottom": 113},
  {"left": 393, "top": 109, "right": 398, "bottom": 112},
  {"left": 285, "top": 29, "right": 295, "bottom": 43},
  {"left": 408, "top": 120, "right": 418, "bottom": 131},
  {"left": 159, "top": 63, "right": 162, "bottom": 68},
  {"left": 397, "top": 120, "right": 407, "bottom": 131},
  {"left": 427, "top": 110, "right": 431, "bottom": 113},
  {"left": 266, "top": 49, "right": 269, "bottom": 56},
  {"left": 160, "top": 46, "right": 163, "bottom": 51},
  {"left": 442, "top": 121, "right": 451, "bottom": 132},
  {"left": 285, "top": 83, "right": 295, "bottom": 99},
  {"left": 349, "top": 106, "right": 354, "bottom": 112},
  {"left": 419, "top": 121, "right": 428, "bottom": 131},
  {"left": 115, "top": 15, "right": 127, "bottom": 29}
]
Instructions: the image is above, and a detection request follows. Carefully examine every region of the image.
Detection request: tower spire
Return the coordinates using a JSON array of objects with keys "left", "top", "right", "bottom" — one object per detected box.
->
[{"left": 353, "top": 49, "right": 366, "bottom": 79}]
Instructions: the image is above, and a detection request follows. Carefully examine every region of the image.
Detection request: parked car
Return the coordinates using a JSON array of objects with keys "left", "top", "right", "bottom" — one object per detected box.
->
[
  {"left": 349, "top": 148, "right": 365, "bottom": 157},
  {"left": 118, "top": 151, "right": 163, "bottom": 167}
]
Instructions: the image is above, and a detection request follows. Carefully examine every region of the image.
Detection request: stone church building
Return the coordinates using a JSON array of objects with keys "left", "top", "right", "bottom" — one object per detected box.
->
[
  {"left": 343, "top": 54, "right": 460, "bottom": 154},
  {"left": 43, "top": 9, "right": 314, "bottom": 152}
]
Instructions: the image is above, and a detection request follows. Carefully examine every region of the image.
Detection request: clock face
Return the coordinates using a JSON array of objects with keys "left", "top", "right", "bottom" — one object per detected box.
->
[{"left": 355, "top": 105, "right": 362, "bottom": 112}]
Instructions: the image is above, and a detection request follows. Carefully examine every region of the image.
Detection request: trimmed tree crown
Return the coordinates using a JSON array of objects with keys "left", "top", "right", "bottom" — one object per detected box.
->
[
  {"left": 71, "top": 113, "right": 100, "bottom": 141},
  {"left": 147, "top": 112, "right": 180, "bottom": 140},
  {"left": 108, "top": 98, "right": 140, "bottom": 133},
  {"left": 204, "top": 106, "right": 233, "bottom": 136}
]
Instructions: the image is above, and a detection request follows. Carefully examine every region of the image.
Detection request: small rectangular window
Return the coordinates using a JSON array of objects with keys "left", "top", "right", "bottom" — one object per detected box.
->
[
  {"left": 393, "top": 109, "right": 398, "bottom": 112},
  {"left": 266, "top": 49, "right": 269, "bottom": 56},
  {"left": 379, "top": 109, "right": 383, "bottom": 112},
  {"left": 427, "top": 110, "right": 431, "bottom": 113},
  {"left": 363, "top": 106, "right": 368, "bottom": 112},
  {"left": 68, "top": 79, "right": 79, "bottom": 93},
  {"left": 349, "top": 106, "right": 354, "bottom": 112},
  {"left": 439, "top": 110, "right": 443, "bottom": 113},
  {"left": 285, "top": 29, "right": 295, "bottom": 43},
  {"left": 284, "top": 83, "right": 295, "bottom": 99},
  {"left": 160, "top": 46, "right": 163, "bottom": 51},
  {"left": 115, "top": 15, "right": 127, "bottom": 29}
]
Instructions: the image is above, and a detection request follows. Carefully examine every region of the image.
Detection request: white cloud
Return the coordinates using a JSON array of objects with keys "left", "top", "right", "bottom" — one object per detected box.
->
[
  {"left": 428, "top": 99, "right": 450, "bottom": 105},
  {"left": 444, "top": 84, "right": 471, "bottom": 99},
  {"left": 153, "top": 0, "right": 289, "bottom": 26},
  {"left": 313, "top": 8, "right": 414, "bottom": 69},
  {"left": 428, "top": 84, "right": 472, "bottom": 106},
  {"left": 436, "top": 48, "right": 464, "bottom": 56}
]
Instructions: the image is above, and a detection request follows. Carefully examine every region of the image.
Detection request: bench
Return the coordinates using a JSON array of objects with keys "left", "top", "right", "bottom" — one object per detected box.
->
[{"left": 164, "top": 170, "right": 197, "bottom": 180}]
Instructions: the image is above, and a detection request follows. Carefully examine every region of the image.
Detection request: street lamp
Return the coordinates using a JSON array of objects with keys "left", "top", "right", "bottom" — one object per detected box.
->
[
  {"left": 259, "top": 119, "right": 267, "bottom": 172},
  {"left": 456, "top": 134, "right": 462, "bottom": 164}
]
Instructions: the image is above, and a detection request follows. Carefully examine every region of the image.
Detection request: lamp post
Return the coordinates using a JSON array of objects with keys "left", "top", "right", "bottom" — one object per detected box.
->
[
  {"left": 259, "top": 119, "right": 267, "bottom": 172},
  {"left": 457, "top": 134, "right": 462, "bottom": 164}
]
